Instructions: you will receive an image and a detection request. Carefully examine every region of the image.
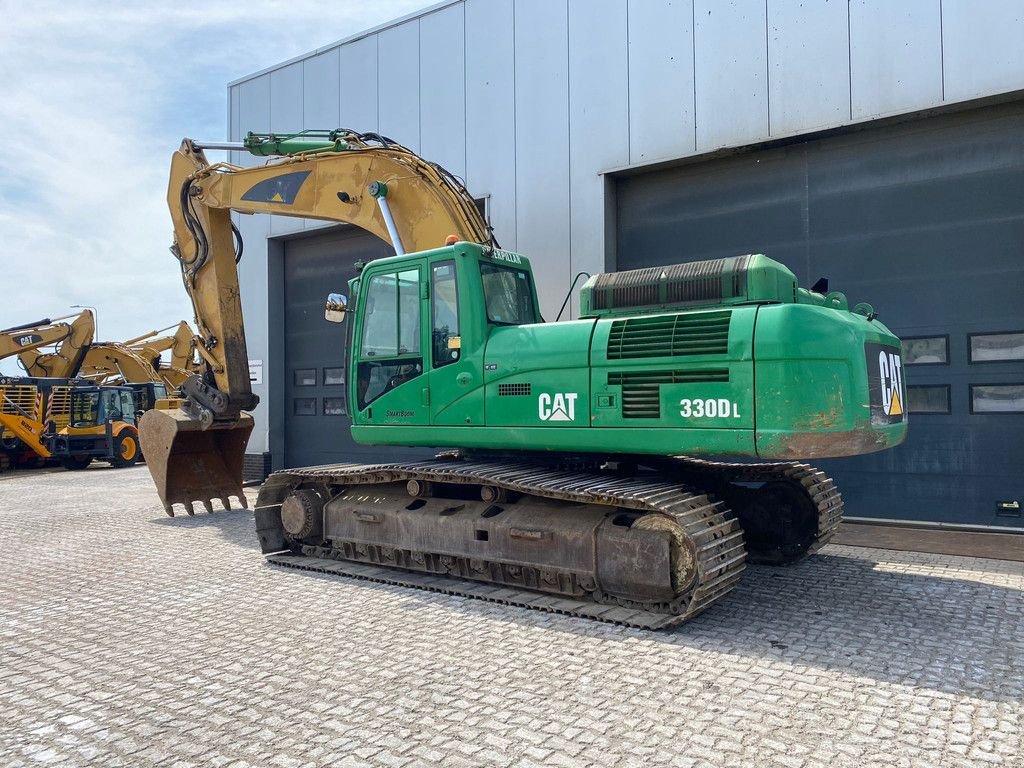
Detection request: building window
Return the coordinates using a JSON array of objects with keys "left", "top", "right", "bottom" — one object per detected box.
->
[
  {"left": 293, "top": 398, "right": 316, "bottom": 416},
  {"left": 970, "top": 384, "right": 1024, "bottom": 414},
  {"left": 294, "top": 368, "right": 316, "bottom": 386},
  {"left": 324, "top": 367, "right": 345, "bottom": 385},
  {"left": 968, "top": 331, "right": 1024, "bottom": 363},
  {"left": 907, "top": 385, "right": 950, "bottom": 414},
  {"left": 902, "top": 336, "right": 948, "bottom": 365},
  {"left": 323, "top": 397, "right": 346, "bottom": 415}
]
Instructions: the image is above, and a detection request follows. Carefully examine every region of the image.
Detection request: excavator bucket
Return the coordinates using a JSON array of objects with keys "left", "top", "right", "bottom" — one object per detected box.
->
[{"left": 139, "top": 408, "right": 254, "bottom": 517}]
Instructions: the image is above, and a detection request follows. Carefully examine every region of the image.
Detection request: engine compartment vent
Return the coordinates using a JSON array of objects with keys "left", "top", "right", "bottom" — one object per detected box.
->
[
  {"left": 498, "top": 383, "right": 531, "bottom": 396},
  {"left": 607, "top": 311, "right": 731, "bottom": 360},
  {"left": 607, "top": 369, "right": 730, "bottom": 419}
]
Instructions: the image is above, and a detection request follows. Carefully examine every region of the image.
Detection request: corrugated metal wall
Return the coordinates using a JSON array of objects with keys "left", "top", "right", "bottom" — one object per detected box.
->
[{"left": 230, "top": 0, "right": 1024, "bottom": 458}]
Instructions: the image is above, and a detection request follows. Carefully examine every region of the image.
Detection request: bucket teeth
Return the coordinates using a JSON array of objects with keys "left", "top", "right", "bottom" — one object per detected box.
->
[
  {"left": 163, "top": 503, "right": 175, "bottom": 518},
  {"left": 138, "top": 408, "right": 254, "bottom": 519}
]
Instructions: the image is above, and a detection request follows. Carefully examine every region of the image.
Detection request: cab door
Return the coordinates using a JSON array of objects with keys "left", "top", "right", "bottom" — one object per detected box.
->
[
  {"left": 427, "top": 258, "right": 484, "bottom": 426},
  {"left": 352, "top": 265, "right": 428, "bottom": 426}
]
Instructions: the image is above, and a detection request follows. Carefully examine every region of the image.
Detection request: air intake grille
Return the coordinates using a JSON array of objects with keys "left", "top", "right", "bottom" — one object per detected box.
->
[
  {"left": 607, "top": 311, "right": 731, "bottom": 360},
  {"left": 498, "top": 383, "right": 531, "bottom": 396},
  {"left": 591, "top": 257, "right": 746, "bottom": 311},
  {"left": 607, "top": 370, "right": 730, "bottom": 419}
]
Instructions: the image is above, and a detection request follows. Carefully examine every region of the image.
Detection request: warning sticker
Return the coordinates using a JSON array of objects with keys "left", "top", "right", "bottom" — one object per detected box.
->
[{"left": 866, "top": 343, "right": 906, "bottom": 425}]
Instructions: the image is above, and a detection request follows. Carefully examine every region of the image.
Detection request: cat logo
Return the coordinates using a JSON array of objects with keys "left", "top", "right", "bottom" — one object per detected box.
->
[
  {"left": 866, "top": 343, "right": 906, "bottom": 424},
  {"left": 538, "top": 392, "right": 578, "bottom": 422},
  {"left": 240, "top": 170, "right": 312, "bottom": 205},
  {"left": 878, "top": 350, "right": 904, "bottom": 417}
]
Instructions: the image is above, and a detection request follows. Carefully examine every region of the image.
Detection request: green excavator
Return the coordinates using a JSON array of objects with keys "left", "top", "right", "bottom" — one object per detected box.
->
[{"left": 140, "top": 130, "right": 907, "bottom": 629}]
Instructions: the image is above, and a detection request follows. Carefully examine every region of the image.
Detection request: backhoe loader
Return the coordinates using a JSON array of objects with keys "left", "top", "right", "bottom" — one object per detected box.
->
[
  {"left": 0, "top": 375, "right": 140, "bottom": 470},
  {"left": 140, "top": 130, "right": 907, "bottom": 628},
  {"left": 1, "top": 312, "right": 95, "bottom": 460}
]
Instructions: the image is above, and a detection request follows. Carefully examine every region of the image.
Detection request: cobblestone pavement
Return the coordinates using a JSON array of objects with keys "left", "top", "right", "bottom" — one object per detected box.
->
[{"left": 0, "top": 465, "right": 1021, "bottom": 768}]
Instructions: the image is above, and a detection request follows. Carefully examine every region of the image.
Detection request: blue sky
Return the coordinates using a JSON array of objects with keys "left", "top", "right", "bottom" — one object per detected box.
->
[{"left": 0, "top": 0, "right": 429, "bottom": 374}]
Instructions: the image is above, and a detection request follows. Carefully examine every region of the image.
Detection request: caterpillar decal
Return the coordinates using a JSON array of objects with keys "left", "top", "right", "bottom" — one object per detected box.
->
[{"left": 866, "top": 343, "right": 906, "bottom": 424}]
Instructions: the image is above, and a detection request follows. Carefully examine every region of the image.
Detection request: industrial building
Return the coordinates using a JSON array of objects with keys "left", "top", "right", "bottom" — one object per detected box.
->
[{"left": 229, "top": 0, "right": 1023, "bottom": 528}]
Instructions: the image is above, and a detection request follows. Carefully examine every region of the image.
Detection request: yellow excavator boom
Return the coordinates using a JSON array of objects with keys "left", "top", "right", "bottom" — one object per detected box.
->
[
  {"left": 124, "top": 321, "right": 201, "bottom": 379},
  {"left": 142, "top": 131, "right": 492, "bottom": 515},
  {"left": 78, "top": 340, "right": 192, "bottom": 392},
  {"left": 2, "top": 311, "right": 95, "bottom": 377}
]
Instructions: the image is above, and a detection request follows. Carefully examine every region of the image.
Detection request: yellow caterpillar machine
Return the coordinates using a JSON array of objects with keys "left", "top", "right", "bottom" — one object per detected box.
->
[
  {"left": 0, "top": 312, "right": 188, "bottom": 469},
  {"left": 12, "top": 311, "right": 95, "bottom": 379},
  {"left": 121, "top": 321, "right": 202, "bottom": 391},
  {"left": 0, "top": 312, "right": 95, "bottom": 466},
  {"left": 0, "top": 376, "right": 140, "bottom": 470},
  {"left": 140, "top": 131, "right": 907, "bottom": 629}
]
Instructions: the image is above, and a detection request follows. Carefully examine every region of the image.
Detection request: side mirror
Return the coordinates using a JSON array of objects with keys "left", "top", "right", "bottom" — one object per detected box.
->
[{"left": 325, "top": 293, "right": 348, "bottom": 324}]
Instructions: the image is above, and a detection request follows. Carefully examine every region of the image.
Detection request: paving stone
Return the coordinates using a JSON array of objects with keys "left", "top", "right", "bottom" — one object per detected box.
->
[{"left": 0, "top": 466, "right": 1022, "bottom": 768}]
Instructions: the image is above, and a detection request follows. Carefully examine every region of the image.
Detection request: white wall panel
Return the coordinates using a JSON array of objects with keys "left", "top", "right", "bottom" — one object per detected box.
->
[
  {"left": 236, "top": 75, "right": 272, "bottom": 452},
  {"left": 270, "top": 62, "right": 303, "bottom": 133},
  {"left": 768, "top": 0, "right": 850, "bottom": 135},
  {"left": 269, "top": 63, "right": 304, "bottom": 235},
  {"left": 627, "top": 0, "right": 696, "bottom": 164},
  {"left": 237, "top": 209, "right": 273, "bottom": 453},
  {"left": 229, "top": 85, "right": 241, "bottom": 167},
  {"left": 514, "top": 0, "right": 570, "bottom": 317},
  {"left": 303, "top": 48, "right": 340, "bottom": 129},
  {"left": 420, "top": 5, "right": 466, "bottom": 181},
  {"left": 238, "top": 74, "right": 271, "bottom": 167},
  {"left": 942, "top": 0, "right": 1024, "bottom": 102},
  {"left": 377, "top": 21, "right": 420, "bottom": 150},
  {"left": 229, "top": 86, "right": 240, "bottom": 141},
  {"left": 465, "top": 0, "right": 516, "bottom": 250},
  {"left": 849, "top": 0, "right": 942, "bottom": 120},
  {"left": 569, "top": 0, "right": 629, "bottom": 312},
  {"left": 339, "top": 36, "right": 379, "bottom": 130},
  {"left": 693, "top": 0, "right": 768, "bottom": 151}
]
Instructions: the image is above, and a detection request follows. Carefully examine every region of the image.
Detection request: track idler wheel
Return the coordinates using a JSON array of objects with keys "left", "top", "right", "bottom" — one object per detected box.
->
[
  {"left": 733, "top": 480, "right": 817, "bottom": 564},
  {"left": 633, "top": 514, "right": 698, "bottom": 594},
  {"left": 281, "top": 489, "right": 324, "bottom": 540}
]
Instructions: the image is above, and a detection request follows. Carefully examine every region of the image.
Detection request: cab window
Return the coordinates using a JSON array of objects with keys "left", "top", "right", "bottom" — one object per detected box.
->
[
  {"left": 432, "top": 260, "right": 460, "bottom": 367},
  {"left": 361, "top": 269, "right": 421, "bottom": 357},
  {"left": 71, "top": 392, "right": 99, "bottom": 427},
  {"left": 357, "top": 268, "right": 422, "bottom": 409},
  {"left": 479, "top": 262, "right": 536, "bottom": 325}
]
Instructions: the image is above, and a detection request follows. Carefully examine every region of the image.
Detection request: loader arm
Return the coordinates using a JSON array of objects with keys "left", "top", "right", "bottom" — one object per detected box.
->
[
  {"left": 78, "top": 342, "right": 191, "bottom": 392},
  {"left": 2, "top": 311, "right": 94, "bottom": 376},
  {"left": 144, "top": 130, "right": 493, "bottom": 514},
  {"left": 122, "top": 321, "right": 201, "bottom": 390}
]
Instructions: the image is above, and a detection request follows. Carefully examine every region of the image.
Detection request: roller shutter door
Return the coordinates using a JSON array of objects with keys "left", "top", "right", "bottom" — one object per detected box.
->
[
  {"left": 282, "top": 227, "right": 430, "bottom": 468},
  {"left": 615, "top": 100, "right": 1024, "bottom": 527}
]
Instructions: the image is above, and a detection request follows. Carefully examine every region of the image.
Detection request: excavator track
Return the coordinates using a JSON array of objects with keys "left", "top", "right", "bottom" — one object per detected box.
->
[
  {"left": 256, "top": 459, "right": 747, "bottom": 630},
  {"left": 666, "top": 456, "right": 843, "bottom": 564}
]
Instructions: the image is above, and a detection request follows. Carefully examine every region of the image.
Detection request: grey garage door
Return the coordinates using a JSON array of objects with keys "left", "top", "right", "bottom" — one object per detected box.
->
[
  {"left": 282, "top": 227, "right": 431, "bottom": 469},
  {"left": 616, "top": 99, "right": 1024, "bottom": 527}
]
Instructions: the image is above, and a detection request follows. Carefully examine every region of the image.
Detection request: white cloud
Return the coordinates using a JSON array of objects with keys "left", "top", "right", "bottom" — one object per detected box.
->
[{"left": 0, "top": 0, "right": 429, "bottom": 374}]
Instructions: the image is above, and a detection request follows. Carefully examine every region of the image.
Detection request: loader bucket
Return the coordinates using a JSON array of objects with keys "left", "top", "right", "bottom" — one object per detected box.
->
[{"left": 139, "top": 408, "right": 254, "bottom": 517}]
